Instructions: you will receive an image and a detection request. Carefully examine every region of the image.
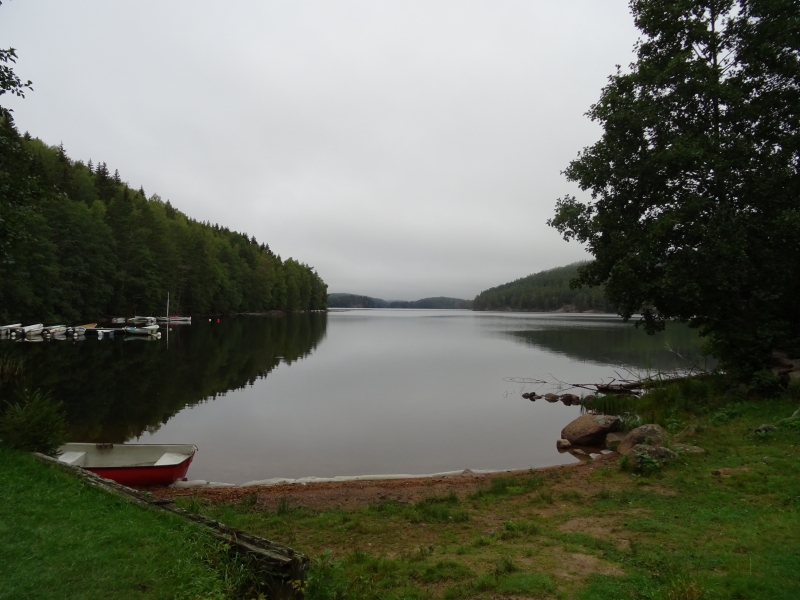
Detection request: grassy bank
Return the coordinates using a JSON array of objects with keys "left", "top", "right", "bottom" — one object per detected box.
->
[
  {"left": 0, "top": 448, "right": 250, "bottom": 600},
  {"left": 181, "top": 385, "right": 800, "bottom": 600}
]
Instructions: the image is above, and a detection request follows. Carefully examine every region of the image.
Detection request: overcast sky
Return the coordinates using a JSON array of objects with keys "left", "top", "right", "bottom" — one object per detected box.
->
[{"left": 1, "top": 1, "right": 639, "bottom": 300}]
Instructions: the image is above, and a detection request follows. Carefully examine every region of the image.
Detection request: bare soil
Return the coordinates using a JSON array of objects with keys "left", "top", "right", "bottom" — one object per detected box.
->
[{"left": 149, "top": 454, "right": 622, "bottom": 511}]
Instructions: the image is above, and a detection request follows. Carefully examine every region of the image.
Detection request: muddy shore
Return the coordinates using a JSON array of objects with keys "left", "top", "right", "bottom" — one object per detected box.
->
[{"left": 149, "top": 453, "right": 620, "bottom": 511}]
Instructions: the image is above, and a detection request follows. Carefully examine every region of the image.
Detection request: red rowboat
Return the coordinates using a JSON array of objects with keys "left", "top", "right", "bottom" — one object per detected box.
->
[{"left": 58, "top": 443, "right": 197, "bottom": 486}]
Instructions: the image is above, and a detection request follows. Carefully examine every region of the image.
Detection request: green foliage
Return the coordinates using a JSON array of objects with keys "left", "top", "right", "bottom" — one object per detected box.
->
[
  {"left": 0, "top": 116, "right": 327, "bottom": 323},
  {"left": 631, "top": 450, "right": 664, "bottom": 476},
  {"left": 495, "top": 572, "right": 555, "bottom": 595},
  {"left": 420, "top": 560, "right": 473, "bottom": 582},
  {"left": 0, "top": 387, "right": 67, "bottom": 456},
  {"left": 409, "top": 492, "right": 469, "bottom": 523},
  {"left": 0, "top": 37, "right": 33, "bottom": 103},
  {"left": 472, "top": 262, "right": 609, "bottom": 312},
  {"left": 470, "top": 472, "right": 545, "bottom": 500},
  {"left": 306, "top": 550, "right": 349, "bottom": 600},
  {"left": 277, "top": 497, "right": 291, "bottom": 515},
  {"left": 710, "top": 403, "right": 745, "bottom": 425},
  {"left": 548, "top": 0, "right": 800, "bottom": 379},
  {"left": 499, "top": 520, "right": 540, "bottom": 539},
  {"left": 493, "top": 556, "right": 520, "bottom": 575},
  {"left": 750, "top": 369, "right": 783, "bottom": 397}
]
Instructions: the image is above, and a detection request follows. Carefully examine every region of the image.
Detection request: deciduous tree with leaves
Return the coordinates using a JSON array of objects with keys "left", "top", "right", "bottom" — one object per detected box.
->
[{"left": 549, "top": 0, "right": 800, "bottom": 379}]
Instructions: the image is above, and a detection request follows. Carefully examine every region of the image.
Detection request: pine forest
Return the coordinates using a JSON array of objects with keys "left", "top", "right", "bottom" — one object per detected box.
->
[
  {"left": 471, "top": 262, "right": 610, "bottom": 312},
  {"left": 0, "top": 113, "right": 327, "bottom": 324}
]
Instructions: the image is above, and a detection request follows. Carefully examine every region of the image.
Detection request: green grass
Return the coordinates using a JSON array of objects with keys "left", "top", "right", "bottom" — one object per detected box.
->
[
  {"left": 187, "top": 383, "right": 800, "bottom": 600},
  {"left": 0, "top": 448, "right": 247, "bottom": 600}
]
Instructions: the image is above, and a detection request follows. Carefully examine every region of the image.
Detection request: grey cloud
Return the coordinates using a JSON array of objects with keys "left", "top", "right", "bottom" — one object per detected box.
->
[{"left": 1, "top": 0, "right": 637, "bottom": 299}]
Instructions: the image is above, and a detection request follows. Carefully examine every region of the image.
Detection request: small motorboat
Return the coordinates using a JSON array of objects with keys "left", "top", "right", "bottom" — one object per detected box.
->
[
  {"left": 13, "top": 323, "right": 43, "bottom": 337},
  {"left": 111, "top": 317, "right": 126, "bottom": 324},
  {"left": 0, "top": 323, "right": 21, "bottom": 336},
  {"left": 123, "top": 324, "right": 160, "bottom": 336},
  {"left": 127, "top": 316, "right": 156, "bottom": 324},
  {"left": 67, "top": 323, "right": 97, "bottom": 335},
  {"left": 57, "top": 443, "right": 197, "bottom": 486},
  {"left": 42, "top": 325, "right": 67, "bottom": 335},
  {"left": 156, "top": 315, "right": 192, "bottom": 323}
]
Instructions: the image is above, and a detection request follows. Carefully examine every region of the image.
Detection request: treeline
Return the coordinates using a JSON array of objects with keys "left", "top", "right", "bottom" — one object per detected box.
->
[
  {"left": 471, "top": 262, "right": 610, "bottom": 312},
  {"left": 0, "top": 113, "right": 327, "bottom": 323},
  {"left": 328, "top": 294, "right": 473, "bottom": 309}
]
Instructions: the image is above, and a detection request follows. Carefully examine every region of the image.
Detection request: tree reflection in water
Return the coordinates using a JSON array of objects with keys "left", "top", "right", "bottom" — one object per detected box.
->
[{"left": 0, "top": 314, "right": 327, "bottom": 442}]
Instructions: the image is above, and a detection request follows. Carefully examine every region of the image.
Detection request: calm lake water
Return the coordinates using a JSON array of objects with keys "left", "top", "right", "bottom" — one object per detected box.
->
[{"left": 0, "top": 310, "right": 705, "bottom": 484}]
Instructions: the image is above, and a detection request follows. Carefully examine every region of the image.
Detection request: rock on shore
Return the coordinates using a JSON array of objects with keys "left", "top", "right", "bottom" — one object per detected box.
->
[{"left": 561, "top": 414, "right": 621, "bottom": 446}]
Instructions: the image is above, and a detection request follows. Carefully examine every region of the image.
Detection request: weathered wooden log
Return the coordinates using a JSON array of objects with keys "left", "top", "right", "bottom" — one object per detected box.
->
[
  {"left": 33, "top": 453, "right": 308, "bottom": 586},
  {"left": 594, "top": 383, "right": 642, "bottom": 394}
]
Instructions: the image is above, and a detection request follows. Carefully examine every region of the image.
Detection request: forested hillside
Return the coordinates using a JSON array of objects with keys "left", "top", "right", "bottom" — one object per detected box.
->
[
  {"left": 471, "top": 262, "right": 610, "bottom": 312},
  {"left": 328, "top": 294, "right": 472, "bottom": 309},
  {"left": 0, "top": 113, "right": 327, "bottom": 323}
]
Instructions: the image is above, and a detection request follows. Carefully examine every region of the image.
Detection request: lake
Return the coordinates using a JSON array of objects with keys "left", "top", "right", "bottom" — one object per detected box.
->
[{"left": 0, "top": 310, "right": 705, "bottom": 484}]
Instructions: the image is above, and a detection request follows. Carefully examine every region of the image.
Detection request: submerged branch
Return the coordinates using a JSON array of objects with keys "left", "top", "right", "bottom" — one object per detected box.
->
[{"left": 505, "top": 364, "right": 713, "bottom": 397}]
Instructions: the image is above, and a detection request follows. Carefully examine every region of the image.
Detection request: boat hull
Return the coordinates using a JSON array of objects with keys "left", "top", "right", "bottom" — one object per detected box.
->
[
  {"left": 87, "top": 458, "right": 194, "bottom": 487},
  {"left": 58, "top": 443, "right": 196, "bottom": 486},
  {"left": 123, "top": 325, "right": 159, "bottom": 335}
]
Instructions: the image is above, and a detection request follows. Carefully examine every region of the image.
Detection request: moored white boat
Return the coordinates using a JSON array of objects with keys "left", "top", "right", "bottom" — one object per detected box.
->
[
  {"left": 12, "top": 323, "right": 43, "bottom": 337},
  {"left": 156, "top": 315, "right": 192, "bottom": 322},
  {"left": 123, "top": 324, "right": 160, "bottom": 336},
  {"left": 67, "top": 323, "right": 97, "bottom": 335},
  {"left": 58, "top": 443, "right": 197, "bottom": 486},
  {"left": 127, "top": 316, "right": 156, "bottom": 324},
  {"left": 42, "top": 325, "right": 67, "bottom": 335},
  {"left": 0, "top": 323, "right": 21, "bottom": 337}
]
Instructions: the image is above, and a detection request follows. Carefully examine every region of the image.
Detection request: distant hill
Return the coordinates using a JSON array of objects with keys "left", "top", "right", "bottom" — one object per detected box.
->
[
  {"left": 328, "top": 294, "right": 472, "bottom": 309},
  {"left": 471, "top": 262, "right": 611, "bottom": 312}
]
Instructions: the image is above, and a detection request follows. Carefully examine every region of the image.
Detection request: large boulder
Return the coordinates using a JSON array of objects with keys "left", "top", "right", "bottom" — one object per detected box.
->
[
  {"left": 604, "top": 431, "right": 627, "bottom": 451},
  {"left": 561, "top": 414, "right": 621, "bottom": 446},
  {"left": 617, "top": 424, "right": 667, "bottom": 455}
]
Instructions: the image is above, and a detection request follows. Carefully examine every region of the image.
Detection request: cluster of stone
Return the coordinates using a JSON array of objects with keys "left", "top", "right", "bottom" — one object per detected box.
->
[
  {"left": 556, "top": 414, "right": 705, "bottom": 462},
  {"left": 522, "top": 392, "right": 581, "bottom": 406}
]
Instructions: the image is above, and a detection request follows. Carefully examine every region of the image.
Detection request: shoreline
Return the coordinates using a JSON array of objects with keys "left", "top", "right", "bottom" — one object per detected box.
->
[{"left": 150, "top": 453, "right": 620, "bottom": 511}]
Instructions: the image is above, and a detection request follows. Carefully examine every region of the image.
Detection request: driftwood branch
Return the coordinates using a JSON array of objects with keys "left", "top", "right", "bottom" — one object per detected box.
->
[
  {"left": 505, "top": 364, "right": 713, "bottom": 397},
  {"left": 33, "top": 453, "right": 308, "bottom": 586}
]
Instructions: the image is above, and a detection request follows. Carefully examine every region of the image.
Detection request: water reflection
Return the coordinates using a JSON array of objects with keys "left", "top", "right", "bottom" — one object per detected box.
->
[
  {"left": 0, "top": 314, "right": 327, "bottom": 442},
  {"left": 0, "top": 310, "right": 707, "bottom": 483},
  {"left": 491, "top": 314, "right": 707, "bottom": 371}
]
